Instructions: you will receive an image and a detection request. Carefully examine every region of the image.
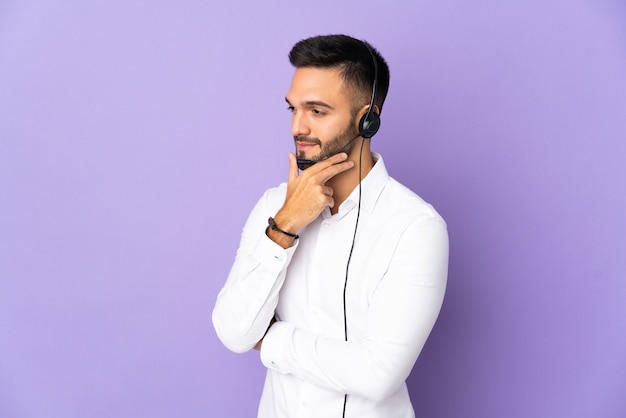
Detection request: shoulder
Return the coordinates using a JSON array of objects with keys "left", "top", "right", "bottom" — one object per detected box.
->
[
  {"left": 262, "top": 182, "right": 288, "bottom": 202},
  {"left": 378, "top": 177, "right": 446, "bottom": 227},
  {"left": 252, "top": 182, "right": 288, "bottom": 214}
]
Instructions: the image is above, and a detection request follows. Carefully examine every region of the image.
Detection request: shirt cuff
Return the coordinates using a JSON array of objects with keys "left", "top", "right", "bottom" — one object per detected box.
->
[
  {"left": 260, "top": 321, "right": 296, "bottom": 374},
  {"left": 254, "top": 229, "right": 298, "bottom": 266}
]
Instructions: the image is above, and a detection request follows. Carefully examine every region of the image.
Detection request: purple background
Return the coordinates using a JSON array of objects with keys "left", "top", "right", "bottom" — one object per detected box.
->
[{"left": 1, "top": 1, "right": 625, "bottom": 417}]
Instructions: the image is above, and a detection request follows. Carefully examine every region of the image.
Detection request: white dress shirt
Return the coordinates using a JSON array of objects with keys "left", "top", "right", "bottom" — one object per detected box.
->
[{"left": 213, "top": 153, "right": 449, "bottom": 418}]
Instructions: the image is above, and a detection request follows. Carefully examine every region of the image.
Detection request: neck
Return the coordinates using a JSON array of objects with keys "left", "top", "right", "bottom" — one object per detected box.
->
[{"left": 327, "top": 138, "right": 374, "bottom": 215}]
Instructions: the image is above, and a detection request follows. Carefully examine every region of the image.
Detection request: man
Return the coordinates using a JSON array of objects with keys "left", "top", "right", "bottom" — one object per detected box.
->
[{"left": 213, "top": 34, "right": 448, "bottom": 417}]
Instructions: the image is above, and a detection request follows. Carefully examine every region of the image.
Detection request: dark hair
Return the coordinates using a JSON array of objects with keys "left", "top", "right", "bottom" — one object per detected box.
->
[{"left": 288, "top": 34, "right": 390, "bottom": 114}]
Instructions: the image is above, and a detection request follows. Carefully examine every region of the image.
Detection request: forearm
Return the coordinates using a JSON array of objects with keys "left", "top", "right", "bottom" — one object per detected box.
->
[
  {"left": 260, "top": 218, "right": 448, "bottom": 400},
  {"left": 260, "top": 280, "right": 446, "bottom": 400},
  {"left": 212, "top": 188, "right": 296, "bottom": 353}
]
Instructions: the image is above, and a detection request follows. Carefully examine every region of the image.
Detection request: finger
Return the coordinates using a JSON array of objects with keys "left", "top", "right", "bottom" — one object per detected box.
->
[
  {"left": 301, "top": 153, "right": 346, "bottom": 177},
  {"left": 319, "top": 159, "right": 355, "bottom": 183},
  {"left": 312, "top": 152, "right": 348, "bottom": 169},
  {"left": 305, "top": 152, "right": 349, "bottom": 178},
  {"left": 288, "top": 153, "right": 299, "bottom": 182}
]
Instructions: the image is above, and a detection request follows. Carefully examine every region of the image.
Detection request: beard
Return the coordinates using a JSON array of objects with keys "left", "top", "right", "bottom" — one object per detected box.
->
[{"left": 294, "top": 116, "right": 359, "bottom": 163}]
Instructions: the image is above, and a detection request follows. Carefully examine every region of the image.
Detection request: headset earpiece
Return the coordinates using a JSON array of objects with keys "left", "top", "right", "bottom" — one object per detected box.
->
[{"left": 358, "top": 109, "right": 380, "bottom": 138}]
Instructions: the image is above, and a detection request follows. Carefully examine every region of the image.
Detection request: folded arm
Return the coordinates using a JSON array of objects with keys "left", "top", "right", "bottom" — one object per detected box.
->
[{"left": 259, "top": 218, "right": 449, "bottom": 401}]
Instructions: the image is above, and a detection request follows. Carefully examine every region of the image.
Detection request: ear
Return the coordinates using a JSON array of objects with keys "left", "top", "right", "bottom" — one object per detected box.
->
[{"left": 355, "top": 104, "right": 380, "bottom": 121}]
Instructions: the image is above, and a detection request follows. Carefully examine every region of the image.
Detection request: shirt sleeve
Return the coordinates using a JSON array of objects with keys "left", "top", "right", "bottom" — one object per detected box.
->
[
  {"left": 260, "top": 216, "right": 449, "bottom": 402},
  {"left": 212, "top": 186, "right": 298, "bottom": 353}
]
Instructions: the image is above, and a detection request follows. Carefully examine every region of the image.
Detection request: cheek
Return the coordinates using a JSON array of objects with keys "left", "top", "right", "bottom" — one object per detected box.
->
[{"left": 315, "top": 116, "right": 351, "bottom": 140}]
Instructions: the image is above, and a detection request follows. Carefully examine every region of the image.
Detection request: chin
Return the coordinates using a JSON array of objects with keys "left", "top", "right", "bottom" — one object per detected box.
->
[{"left": 299, "top": 152, "right": 321, "bottom": 162}]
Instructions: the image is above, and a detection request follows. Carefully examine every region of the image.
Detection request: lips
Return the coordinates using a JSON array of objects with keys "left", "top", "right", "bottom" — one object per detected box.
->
[{"left": 296, "top": 141, "right": 319, "bottom": 152}]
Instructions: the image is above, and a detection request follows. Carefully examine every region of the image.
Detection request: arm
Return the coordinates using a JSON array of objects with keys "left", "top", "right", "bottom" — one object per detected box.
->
[
  {"left": 211, "top": 188, "right": 295, "bottom": 353},
  {"left": 259, "top": 217, "right": 449, "bottom": 401},
  {"left": 212, "top": 153, "right": 355, "bottom": 353}
]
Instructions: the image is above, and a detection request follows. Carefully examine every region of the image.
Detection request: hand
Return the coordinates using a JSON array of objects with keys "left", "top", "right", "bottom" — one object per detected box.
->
[
  {"left": 254, "top": 316, "right": 277, "bottom": 351},
  {"left": 273, "top": 152, "right": 354, "bottom": 235},
  {"left": 253, "top": 338, "right": 263, "bottom": 351}
]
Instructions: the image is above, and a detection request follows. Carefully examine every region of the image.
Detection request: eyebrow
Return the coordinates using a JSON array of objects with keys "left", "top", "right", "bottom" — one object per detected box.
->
[{"left": 285, "top": 97, "right": 335, "bottom": 110}]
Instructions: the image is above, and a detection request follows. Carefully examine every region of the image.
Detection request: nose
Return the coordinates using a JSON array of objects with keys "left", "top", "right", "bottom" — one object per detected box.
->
[{"left": 291, "top": 111, "right": 310, "bottom": 137}]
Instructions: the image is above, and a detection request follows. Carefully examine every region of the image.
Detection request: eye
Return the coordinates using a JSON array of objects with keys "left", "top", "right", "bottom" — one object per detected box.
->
[
  {"left": 312, "top": 109, "right": 325, "bottom": 116},
  {"left": 286, "top": 106, "right": 295, "bottom": 113}
]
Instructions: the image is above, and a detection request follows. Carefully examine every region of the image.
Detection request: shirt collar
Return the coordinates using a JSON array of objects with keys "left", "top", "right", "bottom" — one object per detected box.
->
[{"left": 338, "top": 152, "right": 389, "bottom": 215}]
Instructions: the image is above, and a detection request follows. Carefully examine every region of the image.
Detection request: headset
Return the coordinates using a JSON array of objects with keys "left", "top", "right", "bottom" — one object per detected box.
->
[
  {"left": 341, "top": 40, "right": 379, "bottom": 418},
  {"left": 296, "top": 41, "right": 380, "bottom": 171},
  {"left": 357, "top": 42, "right": 380, "bottom": 139}
]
